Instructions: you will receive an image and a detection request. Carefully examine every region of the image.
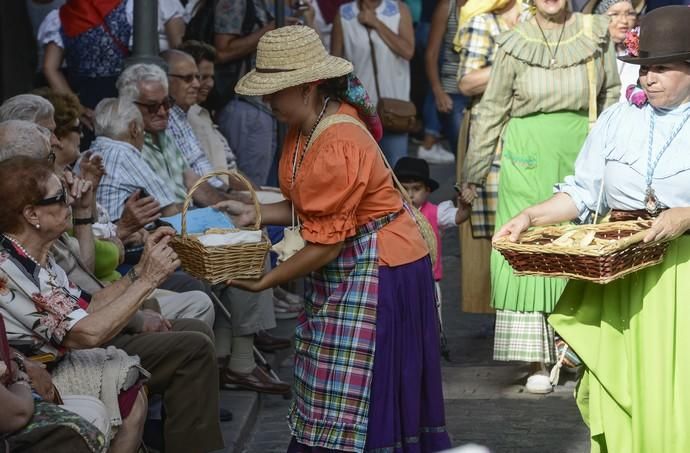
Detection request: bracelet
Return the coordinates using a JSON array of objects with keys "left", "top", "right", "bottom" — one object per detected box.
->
[
  {"left": 127, "top": 267, "right": 139, "bottom": 283},
  {"left": 73, "top": 217, "right": 94, "bottom": 225},
  {"left": 11, "top": 356, "right": 26, "bottom": 373}
]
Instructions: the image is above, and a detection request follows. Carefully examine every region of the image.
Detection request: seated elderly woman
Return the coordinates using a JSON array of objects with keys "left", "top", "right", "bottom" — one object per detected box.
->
[
  {"left": 0, "top": 156, "right": 224, "bottom": 452},
  {"left": 495, "top": 7, "right": 690, "bottom": 452}
]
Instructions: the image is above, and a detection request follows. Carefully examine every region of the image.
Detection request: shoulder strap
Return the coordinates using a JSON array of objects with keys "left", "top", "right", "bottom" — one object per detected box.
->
[
  {"left": 307, "top": 114, "right": 415, "bottom": 207},
  {"left": 584, "top": 14, "right": 597, "bottom": 130},
  {"left": 366, "top": 29, "right": 382, "bottom": 100}
]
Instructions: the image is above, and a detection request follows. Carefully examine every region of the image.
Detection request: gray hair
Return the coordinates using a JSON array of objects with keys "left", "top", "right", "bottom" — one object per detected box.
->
[
  {"left": 0, "top": 94, "right": 55, "bottom": 124},
  {"left": 117, "top": 63, "right": 169, "bottom": 100},
  {"left": 94, "top": 98, "right": 144, "bottom": 139},
  {"left": 0, "top": 120, "right": 52, "bottom": 161}
]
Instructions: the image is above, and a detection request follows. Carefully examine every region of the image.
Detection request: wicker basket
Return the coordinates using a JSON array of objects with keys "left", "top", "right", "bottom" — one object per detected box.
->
[
  {"left": 493, "top": 220, "right": 669, "bottom": 284},
  {"left": 170, "top": 170, "right": 271, "bottom": 285}
]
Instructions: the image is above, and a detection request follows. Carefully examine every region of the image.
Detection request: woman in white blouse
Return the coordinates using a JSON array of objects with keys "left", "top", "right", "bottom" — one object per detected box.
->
[{"left": 495, "top": 7, "right": 690, "bottom": 453}]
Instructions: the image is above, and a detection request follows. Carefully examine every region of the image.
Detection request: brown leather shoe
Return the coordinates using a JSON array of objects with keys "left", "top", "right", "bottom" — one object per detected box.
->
[
  {"left": 255, "top": 330, "right": 291, "bottom": 353},
  {"left": 220, "top": 366, "right": 291, "bottom": 395}
]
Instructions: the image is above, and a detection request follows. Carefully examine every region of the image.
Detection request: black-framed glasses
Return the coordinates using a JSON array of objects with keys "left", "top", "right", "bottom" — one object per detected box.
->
[
  {"left": 35, "top": 187, "right": 67, "bottom": 206},
  {"left": 67, "top": 124, "right": 84, "bottom": 138},
  {"left": 134, "top": 96, "right": 175, "bottom": 114},
  {"left": 170, "top": 73, "right": 201, "bottom": 84}
]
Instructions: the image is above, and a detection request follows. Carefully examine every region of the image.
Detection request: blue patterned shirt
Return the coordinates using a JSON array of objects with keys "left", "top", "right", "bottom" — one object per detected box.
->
[{"left": 91, "top": 137, "right": 177, "bottom": 221}]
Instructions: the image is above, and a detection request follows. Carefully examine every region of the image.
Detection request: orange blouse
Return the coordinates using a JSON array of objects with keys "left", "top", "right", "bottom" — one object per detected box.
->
[{"left": 278, "top": 103, "right": 428, "bottom": 267}]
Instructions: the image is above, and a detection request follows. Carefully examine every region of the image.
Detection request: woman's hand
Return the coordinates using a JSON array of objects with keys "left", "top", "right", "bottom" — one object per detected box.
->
[
  {"left": 643, "top": 207, "right": 690, "bottom": 243},
  {"left": 79, "top": 152, "right": 106, "bottom": 190},
  {"left": 435, "top": 91, "right": 453, "bottom": 113},
  {"left": 137, "top": 228, "right": 180, "bottom": 287},
  {"left": 214, "top": 200, "right": 257, "bottom": 227},
  {"left": 23, "top": 359, "right": 57, "bottom": 403},
  {"left": 227, "top": 276, "right": 268, "bottom": 293},
  {"left": 63, "top": 170, "right": 94, "bottom": 217},
  {"left": 358, "top": 6, "right": 379, "bottom": 28},
  {"left": 460, "top": 183, "right": 478, "bottom": 205},
  {"left": 493, "top": 212, "right": 532, "bottom": 243}
]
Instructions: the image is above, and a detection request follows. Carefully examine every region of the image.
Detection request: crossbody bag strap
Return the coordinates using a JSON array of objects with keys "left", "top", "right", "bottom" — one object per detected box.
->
[
  {"left": 366, "top": 26, "right": 382, "bottom": 100},
  {"left": 584, "top": 14, "right": 598, "bottom": 130},
  {"left": 307, "top": 114, "right": 415, "bottom": 206}
]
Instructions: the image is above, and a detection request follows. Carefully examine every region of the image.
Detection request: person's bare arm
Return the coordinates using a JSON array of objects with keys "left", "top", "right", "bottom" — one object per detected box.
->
[
  {"left": 230, "top": 241, "right": 344, "bottom": 291},
  {"left": 42, "top": 43, "right": 72, "bottom": 95},
  {"left": 331, "top": 13, "right": 345, "bottom": 57},
  {"left": 0, "top": 378, "right": 34, "bottom": 433},
  {"left": 215, "top": 199, "right": 292, "bottom": 227},
  {"left": 64, "top": 172, "right": 96, "bottom": 271},
  {"left": 63, "top": 232, "right": 179, "bottom": 349},
  {"left": 425, "top": 0, "right": 452, "bottom": 112},
  {"left": 214, "top": 26, "right": 273, "bottom": 64},
  {"left": 165, "top": 16, "right": 186, "bottom": 49},
  {"left": 361, "top": 1, "right": 414, "bottom": 60},
  {"left": 458, "top": 66, "right": 492, "bottom": 96},
  {"left": 493, "top": 193, "right": 579, "bottom": 242}
]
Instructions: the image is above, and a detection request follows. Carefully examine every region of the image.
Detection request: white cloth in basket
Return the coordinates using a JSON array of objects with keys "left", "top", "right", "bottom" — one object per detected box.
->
[{"left": 197, "top": 230, "right": 263, "bottom": 247}]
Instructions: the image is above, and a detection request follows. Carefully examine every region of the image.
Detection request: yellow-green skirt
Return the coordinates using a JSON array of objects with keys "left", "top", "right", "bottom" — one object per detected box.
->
[{"left": 550, "top": 236, "right": 690, "bottom": 452}]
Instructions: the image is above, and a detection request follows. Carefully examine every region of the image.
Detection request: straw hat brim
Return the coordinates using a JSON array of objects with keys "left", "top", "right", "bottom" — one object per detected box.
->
[{"left": 235, "top": 55, "right": 353, "bottom": 96}]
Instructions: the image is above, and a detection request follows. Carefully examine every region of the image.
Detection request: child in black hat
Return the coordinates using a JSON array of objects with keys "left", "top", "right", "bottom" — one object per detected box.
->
[{"left": 393, "top": 157, "right": 470, "bottom": 315}]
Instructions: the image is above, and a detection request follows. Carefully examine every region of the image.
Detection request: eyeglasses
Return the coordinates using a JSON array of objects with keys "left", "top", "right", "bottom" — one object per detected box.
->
[
  {"left": 170, "top": 73, "right": 201, "bottom": 84},
  {"left": 67, "top": 124, "right": 84, "bottom": 138},
  {"left": 134, "top": 96, "right": 175, "bottom": 114},
  {"left": 35, "top": 187, "right": 67, "bottom": 206},
  {"left": 606, "top": 11, "right": 637, "bottom": 21}
]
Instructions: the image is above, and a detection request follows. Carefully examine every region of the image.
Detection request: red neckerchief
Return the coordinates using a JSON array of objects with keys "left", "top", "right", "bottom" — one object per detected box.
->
[
  {"left": 59, "top": 0, "right": 123, "bottom": 38},
  {"left": 316, "top": 0, "right": 351, "bottom": 24}
]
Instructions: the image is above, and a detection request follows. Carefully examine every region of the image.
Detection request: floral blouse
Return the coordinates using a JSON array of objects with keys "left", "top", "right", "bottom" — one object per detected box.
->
[{"left": 0, "top": 236, "right": 91, "bottom": 357}]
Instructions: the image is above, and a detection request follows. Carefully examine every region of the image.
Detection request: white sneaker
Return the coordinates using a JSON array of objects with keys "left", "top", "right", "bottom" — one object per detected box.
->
[
  {"left": 525, "top": 373, "right": 554, "bottom": 394},
  {"left": 416, "top": 145, "right": 447, "bottom": 164},
  {"left": 431, "top": 143, "right": 455, "bottom": 163}
]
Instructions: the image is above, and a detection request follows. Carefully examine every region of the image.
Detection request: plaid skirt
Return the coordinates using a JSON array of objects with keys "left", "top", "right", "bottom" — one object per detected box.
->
[{"left": 493, "top": 310, "right": 556, "bottom": 363}]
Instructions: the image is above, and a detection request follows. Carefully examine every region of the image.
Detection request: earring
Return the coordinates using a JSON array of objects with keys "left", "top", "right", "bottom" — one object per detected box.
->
[
  {"left": 303, "top": 96, "right": 309, "bottom": 105},
  {"left": 35, "top": 224, "right": 40, "bottom": 230}
]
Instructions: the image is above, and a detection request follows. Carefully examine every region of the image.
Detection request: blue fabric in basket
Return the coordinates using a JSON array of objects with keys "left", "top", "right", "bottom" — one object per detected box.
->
[{"left": 162, "top": 207, "right": 235, "bottom": 234}]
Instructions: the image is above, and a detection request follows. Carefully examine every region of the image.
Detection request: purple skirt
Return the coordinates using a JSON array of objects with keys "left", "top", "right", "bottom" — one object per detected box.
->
[{"left": 288, "top": 257, "right": 451, "bottom": 453}]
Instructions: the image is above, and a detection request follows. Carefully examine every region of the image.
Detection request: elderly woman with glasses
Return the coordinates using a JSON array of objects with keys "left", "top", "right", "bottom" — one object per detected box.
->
[
  {"left": 596, "top": 0, "right": 639, "bottom": 100},
  {"left": 0, "top": 156, "right": 178, "bottom": 452}
]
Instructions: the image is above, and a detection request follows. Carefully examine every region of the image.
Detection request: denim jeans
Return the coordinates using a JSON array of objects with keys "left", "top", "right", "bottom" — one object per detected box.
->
[
  {"left": 422, "top": 91, "right": 468, "bottom": 154},
  {"left": 379, "top": 132, "right": 409, "bottom": 166},
  {"left": 217, "top": 99, "right": 277, "bottom": 186}
]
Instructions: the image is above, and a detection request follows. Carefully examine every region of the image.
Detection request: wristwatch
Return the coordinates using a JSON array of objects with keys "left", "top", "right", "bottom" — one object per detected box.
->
[{"left": 73, "top": 217, "right": 95, "bottom": 225}]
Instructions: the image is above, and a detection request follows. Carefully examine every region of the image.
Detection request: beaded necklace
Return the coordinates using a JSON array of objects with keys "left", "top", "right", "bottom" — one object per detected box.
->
[
  {"left": 291, "top": 97, "right": 331, "bottom": 188},
  {"left": 644, "top": 107, "right": 690, "bottom": 215}
]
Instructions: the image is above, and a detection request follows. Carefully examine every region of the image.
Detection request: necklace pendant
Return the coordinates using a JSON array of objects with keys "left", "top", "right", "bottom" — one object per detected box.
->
[
  {"left": 645, "top": 186, "right": 659, "bottom": 216},
  {"left": 550, "top": 58, "right": 556, "bottom": 67}
]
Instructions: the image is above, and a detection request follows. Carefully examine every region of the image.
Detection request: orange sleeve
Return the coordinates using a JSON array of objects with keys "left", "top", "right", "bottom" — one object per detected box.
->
[{"left": 293, "top": 138, "right": 373, "bottom": 244}]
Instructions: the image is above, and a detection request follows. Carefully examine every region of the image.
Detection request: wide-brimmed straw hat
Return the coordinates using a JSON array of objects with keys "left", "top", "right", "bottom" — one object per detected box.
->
[
  {"left": 618, "top": 6, "right": 690, "bottom": 65},
  {"left": 235, "top": 26, "right": 353, "bottom": 96}
]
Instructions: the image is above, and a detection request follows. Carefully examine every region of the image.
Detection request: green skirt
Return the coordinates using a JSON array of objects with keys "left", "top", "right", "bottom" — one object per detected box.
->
[
  {"left": 550, "top": 236, "right": 690, "bottom": 453},
  {"left": 491, "top": 111, "right": 589, "bottom": 312}
]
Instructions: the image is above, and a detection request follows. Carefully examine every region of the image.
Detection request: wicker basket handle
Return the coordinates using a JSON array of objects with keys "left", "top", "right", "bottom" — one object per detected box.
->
[{"left": 179, "top": 170, "right": 261, "bottom": 237}]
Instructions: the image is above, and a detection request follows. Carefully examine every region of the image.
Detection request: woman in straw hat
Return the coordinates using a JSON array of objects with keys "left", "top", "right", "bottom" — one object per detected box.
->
[
  {"left": 496, "top": 6, "right": 690, "bottom": 451},
  {"left": 459, "top": 0, "right": 620, "bottom": 394},
  {"left": 217, "top": 25, "right": 451, "bottom": 452}
]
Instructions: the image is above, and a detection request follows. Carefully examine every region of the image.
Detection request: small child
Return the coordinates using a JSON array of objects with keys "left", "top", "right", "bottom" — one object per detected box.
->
[{"left": 393, "top": 157, "right": 469, "bottom": 320}]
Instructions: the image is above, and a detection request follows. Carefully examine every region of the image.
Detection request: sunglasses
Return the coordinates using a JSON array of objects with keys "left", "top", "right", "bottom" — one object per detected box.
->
[
  {"left": 170, "top": 73, "right": 201, "bottom": 84},
  {"left": 35, "top": 187, "right": 68, "bottom": 206},
  {"left": 134, "top": 96, "right": 175, "bottom": 114}
]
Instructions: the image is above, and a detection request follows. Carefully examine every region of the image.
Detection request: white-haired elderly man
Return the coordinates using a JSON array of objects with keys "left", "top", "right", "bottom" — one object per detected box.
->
[
  {"left": 93, "top": 94, "right": 292, "bottom": 394},
  {"left": 116, "top": 63, "right": 233, "bottom": 207}
]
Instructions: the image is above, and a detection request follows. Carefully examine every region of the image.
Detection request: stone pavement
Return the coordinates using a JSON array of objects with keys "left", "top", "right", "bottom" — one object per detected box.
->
[{"left": 230, "top": 162, "right": 592, "bottom": 453}]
